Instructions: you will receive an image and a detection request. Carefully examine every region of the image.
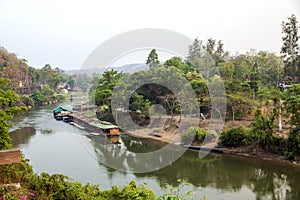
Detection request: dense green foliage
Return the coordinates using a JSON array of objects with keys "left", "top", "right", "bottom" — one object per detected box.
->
[
  {"left": 0, "top": 47, "right": 73, "bottom": 107},
  {"left": 0, "top": 157, "right": 157, "bottom": 200},
  {"left": 219, "top": 126, "right": 250, "bottom": 147},
  {"left": 218, "top": 109, "right": 295, "bottom": 159},
  {"left": 1, "top": 156, "right": 206, "bottom": 200},
  {"left": 0, "top": 78, "right": 26, "bottom": 150},
  {"left": 284, "top": 84, "right": 300, "bottom": 160}
]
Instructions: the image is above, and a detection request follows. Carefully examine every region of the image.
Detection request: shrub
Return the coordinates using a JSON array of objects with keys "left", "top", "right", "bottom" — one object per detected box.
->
[
  {"left": 181, "top": 127, "right": 214, "bottom": 144},
  {"left": 21, "top": 95, "right": 34, "bottom": 107},
  {"left": 101, "top": 181, "right": 156, "bottom": 200},
  {"left": 284, "top": 127, "right": 300, "bottom": 161},
  {"left": 248, "top": 110, "right": 278, "bottom": 150},
  {"left": 219, "top": 126, "right": 249, "bottom": 147},
  {"left": 181, "top": 127, "right": 197, "bottom": 144},
  {"left": 1, "top": 154, "right": 157, "bottom": 200}
]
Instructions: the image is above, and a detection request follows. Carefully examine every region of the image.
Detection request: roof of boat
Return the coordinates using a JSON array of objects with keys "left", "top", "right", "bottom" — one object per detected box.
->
[{"left": 53, "top": 106, "right": 71, "bottom": 113}]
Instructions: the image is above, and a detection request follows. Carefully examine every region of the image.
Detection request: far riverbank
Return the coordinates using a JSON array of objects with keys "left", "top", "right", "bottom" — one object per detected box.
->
[{"left": 125, "top": 116, "right": 300, "bottom": 168}]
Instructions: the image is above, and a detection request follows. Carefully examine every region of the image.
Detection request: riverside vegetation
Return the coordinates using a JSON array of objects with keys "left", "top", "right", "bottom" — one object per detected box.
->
[
  {"left": 0, "top": 14, "right": 300, "bottom": 199},
  {"left": 90, "top": 15, "right": 300, "bottom": 161}
]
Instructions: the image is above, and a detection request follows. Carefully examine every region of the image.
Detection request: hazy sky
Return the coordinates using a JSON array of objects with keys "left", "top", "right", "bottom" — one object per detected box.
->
[{"left": 0, "top": 0, "right": 299, "bottom": 70}]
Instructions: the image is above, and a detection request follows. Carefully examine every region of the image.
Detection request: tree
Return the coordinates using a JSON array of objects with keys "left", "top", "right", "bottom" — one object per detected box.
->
[
  {"left": 146, "top": 49, "right": 160, "bottom": 70},
  {"left": 285, "top": 84, "right": 300, "bottom": 130},
  {"left": 281, "top": 14, "right": 300, "bottom": 76},
  {"left": 254, "top": 51, "right": 284, "bottom": 87},
  {"left": 159, "top": 94, "right": 180, "bottom": 119},
  {"left": 204, "top": 39, "right": 228, "bottom": 65},
  {"left": 187, "top": 38, "right": 204, "bottom": 61},
  {"left": 284, "top": 84, "right": 300, "bottom": 160},
  {"left": 94, "top": 70, "right": 123, "bottom": 106},
  {"left": 204, "top": 38, "right": 216, "bottom": 55},
  {"left": 249, "top": 110, "right": 278, "bottom": 150},
  {"left": 0, "top": 78, "right": 26, "bottom": 150},
  {"left": 129, "top": 93, "right": 151, "bottom": 115},
  {"left": 218, "top": 61, "right": 234, "bottom": 81},
  {"left": 163, "top": 56, "right": 191, "bottom": 74},
  {"left": 227, "top": 93, "right": 253, "bottom": 123}
]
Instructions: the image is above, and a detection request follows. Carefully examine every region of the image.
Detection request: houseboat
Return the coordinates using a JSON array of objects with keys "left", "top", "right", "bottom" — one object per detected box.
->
[
  {"left": 67, "top": 112, "right": 120, "bottom": 136},
  {"left": 53, "top": 106, "right": 71, "bottom": 120}
]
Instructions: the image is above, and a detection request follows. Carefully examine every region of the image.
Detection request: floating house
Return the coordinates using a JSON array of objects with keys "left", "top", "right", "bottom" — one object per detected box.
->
[
  {"left": 54, "top": 106, "right": 119, "bottom": 136},
  {"left": 53, "top": 106, "right": 71, "bottom": 120},
  {"left": 67, "top": 112, "right": 120, "bottom": 136}
]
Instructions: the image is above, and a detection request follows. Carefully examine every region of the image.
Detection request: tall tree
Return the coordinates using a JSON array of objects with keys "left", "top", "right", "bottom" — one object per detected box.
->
[
  {"left": 215, "top": 40, "right": 228, "bottom": 64},
  {"left": 146, "top": 49, "right": 160, "bottom": 70},
  {"left": 281, "top": 14, "right": 300, "bottom": 76},
  {"left": 204, "top": 38, "right": 216, "bottom": 55},
  {"left": 187, "top": 38, "right": 204, "bottom": 61},
  {"left": 94, "top": 70, "right": 122, "bottom": 106}
]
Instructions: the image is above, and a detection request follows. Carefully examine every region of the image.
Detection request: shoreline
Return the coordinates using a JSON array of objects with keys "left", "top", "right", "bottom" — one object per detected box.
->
[
  {"left": 126, "top": 129, "right": 300, "bottom": 167},
  {"left": 223, "top": 147, "right": 300, "bottom": 167}
]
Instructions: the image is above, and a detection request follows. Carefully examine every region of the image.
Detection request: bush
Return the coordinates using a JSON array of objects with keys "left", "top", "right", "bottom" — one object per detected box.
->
[
  {"left": 284, "top": 127, "right": 300, "bottom": 161},
  {"left": 219, "top": 126, "right": 249, "bottom": 147},
  {"left": 1, "top": 155, "right": 157, "bottom": 200},
  {"left": 181, "top": 127, "right": 215, "bottom": 144},
  {"left": 181, "top": 127, "right": 197, "bottom": 144},
  {"left": 101, "top": 181, "right": 156, "bottom": 200},
  {"left": 21, "top": 95, "right": 34, "bottom": 107},
  {"left": 248, "top": 110, "right": 277, "bottom": 151}
]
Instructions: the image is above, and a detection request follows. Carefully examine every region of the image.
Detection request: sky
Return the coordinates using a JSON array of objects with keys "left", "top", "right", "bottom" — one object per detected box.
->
[{"left": 0, "top": 0, "right": 299, "bottom": 70}]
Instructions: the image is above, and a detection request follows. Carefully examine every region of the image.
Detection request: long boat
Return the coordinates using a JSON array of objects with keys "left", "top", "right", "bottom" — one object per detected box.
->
[
  {"left": 183, "top": 145, "right": 224, "bottom": 153},
  {"left": 67, "top": 112, "right": 119, "bottom": 136}
]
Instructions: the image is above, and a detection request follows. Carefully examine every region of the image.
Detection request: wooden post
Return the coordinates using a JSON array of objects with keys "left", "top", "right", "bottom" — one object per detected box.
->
[{"left": 0, "top": 149, "right": 21, "bottom": 165}]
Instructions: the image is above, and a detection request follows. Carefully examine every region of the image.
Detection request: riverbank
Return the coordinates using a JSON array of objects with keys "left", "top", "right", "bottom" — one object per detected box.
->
[
  {"left": 223, "top": 146, "right": 300, "bottom": 167},
  {"left": 125, "top": 116, "right": 300, "bottom": 167}
]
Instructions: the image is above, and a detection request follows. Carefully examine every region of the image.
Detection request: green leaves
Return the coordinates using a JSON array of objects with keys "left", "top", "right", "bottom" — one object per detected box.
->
[
  {"left": 281, "top": 14, "right": 300, "bottom": 76},
  {"left": 0, "top": 78, "right": 27, "bottom": 150},
  {"left": 219, "top": 126, "right": 250, "bottom": 147},
  {"left": 146, "top": 49, "right": 160, "bottom": 70}
]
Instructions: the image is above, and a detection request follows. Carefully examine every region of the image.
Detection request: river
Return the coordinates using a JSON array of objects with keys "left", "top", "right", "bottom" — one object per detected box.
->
[{"left": 9, "top": 102, "right": 300, "bottom": 200}]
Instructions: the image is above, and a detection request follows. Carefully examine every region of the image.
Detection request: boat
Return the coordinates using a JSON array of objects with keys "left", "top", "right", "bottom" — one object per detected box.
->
[
  {"left": 69, "top": 122, "right": 86, "bottom": 130},
  {"left": 148, "top": 133, "right": 162, "bottom": 137},
  {"left": 183, "top": 145, "right": 224, "bottom": 153},
  {"left": 67, "top": 113, "right": 120, "bottom": 136},
  {"left": 62, "top": 116, "right": 73, "bottom": 122},
  {"left": 53, "top": 106, "right": 71, "bottom": 120}
]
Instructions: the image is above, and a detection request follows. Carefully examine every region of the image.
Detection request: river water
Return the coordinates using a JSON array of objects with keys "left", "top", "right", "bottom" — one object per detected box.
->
[{"left": 9, "top": 103, "right": 300, "bottom": 200}]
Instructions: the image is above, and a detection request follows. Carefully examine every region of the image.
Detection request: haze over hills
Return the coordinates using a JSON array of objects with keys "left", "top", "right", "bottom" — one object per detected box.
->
[{"left": 65, "top": 63, "right": 148, "bottom": 76}]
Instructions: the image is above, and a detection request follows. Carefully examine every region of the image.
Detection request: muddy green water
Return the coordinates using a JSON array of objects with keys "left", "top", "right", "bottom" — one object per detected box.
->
[{"left": 9, "top": 103, "right": 300, "bottom": 200}]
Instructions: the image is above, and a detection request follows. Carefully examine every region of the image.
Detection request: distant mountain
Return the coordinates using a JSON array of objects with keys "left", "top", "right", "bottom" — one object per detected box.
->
[
  {"left": 65, "top": 63, "right": 148, "bottom": 76},
  {"left": 114, "top": 63, "right": 148, "bottom": 73}
]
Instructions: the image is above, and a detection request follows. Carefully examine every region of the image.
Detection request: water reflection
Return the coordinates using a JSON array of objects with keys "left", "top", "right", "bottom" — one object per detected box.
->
[
  {"left": 90, "top": 135, "right": 184, "bottom": 173},
  {"left": 40, "top": 128, "right": 53, "bottom": 135},
  {"left": 9, "top": 127, "right": 36, "bottom": 147},
  {"left": 88, "top": 135, "right": 300, "bottom": 200}
]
